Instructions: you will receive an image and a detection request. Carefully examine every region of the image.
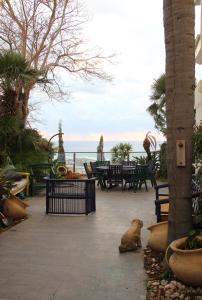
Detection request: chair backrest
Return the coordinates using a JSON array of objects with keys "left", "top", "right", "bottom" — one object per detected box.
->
[
  {"left": 90, "top": 161, "right": 98, "bottom": 175},
  {"left": 147, "top": 160, "right": 156, "bottom": 174},
  {"left": 96, "top": 161, "right": 110, "bottom": 167},
  {"left": 29, "top": 163, "right": 54, "bottom": 183},
  {"left": 122, "top": 161, "right": 136, "bottom": 166},
  {"left": 137, "top": 165, "right": 148, "bottom": 180},
  {"left": 83, "top": 163, "right": 93, "bottom": 179},
  {"left": 108, "top": 165, "right": 123, "bottom": 181}
]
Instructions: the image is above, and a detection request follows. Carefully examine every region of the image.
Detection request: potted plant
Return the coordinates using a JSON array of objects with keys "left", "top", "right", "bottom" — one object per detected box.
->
[
  {"left": 166, "top": 200, "right": 202, "bottom": 286},
  {"left": 166, "top": 232, "right": 202, "bottom": 286},
  {"left": 147, "top": 221, "right": 168, "bottom": 252}
]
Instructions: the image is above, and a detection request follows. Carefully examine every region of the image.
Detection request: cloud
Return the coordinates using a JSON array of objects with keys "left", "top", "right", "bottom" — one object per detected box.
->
[
  {"left": 31, "top": 0, "right": 166, "bottom": 142},
  {"left": 40, "top": 129, "right": 165, "bottom": 142}
]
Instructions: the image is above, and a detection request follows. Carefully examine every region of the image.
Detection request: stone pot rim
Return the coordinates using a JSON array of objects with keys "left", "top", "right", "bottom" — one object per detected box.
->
[
  {"left": 170, "top": 236, "right": 202, "bottom": 254},
  {"left": 147, "top": 220, "right": 168, "bottom": 231}
]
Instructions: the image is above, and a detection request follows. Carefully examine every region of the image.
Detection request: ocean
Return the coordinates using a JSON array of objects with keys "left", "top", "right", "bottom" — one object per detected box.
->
[
  {"left": 53, "top": 140, "right": 164, "bottom": 172},
  {"left": 63, "top": 140, "right": 162, "bottom": 152}
]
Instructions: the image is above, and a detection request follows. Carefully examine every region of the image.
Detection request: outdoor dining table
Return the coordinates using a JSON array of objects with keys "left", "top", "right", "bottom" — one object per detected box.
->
[
  {"left": 96, "top": 164, "right": 139, "bottom": 190},
  {"left": 96, "top": 164, "right": 149, "bottom": 191},
  {"left": 96, "top": 164, "right": 136, "bottom": 170}
]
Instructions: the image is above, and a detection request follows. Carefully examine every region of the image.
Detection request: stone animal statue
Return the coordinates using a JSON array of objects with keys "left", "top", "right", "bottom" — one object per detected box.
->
[{"left": 119, "top": 219, "right": 143, "bottom": 253}]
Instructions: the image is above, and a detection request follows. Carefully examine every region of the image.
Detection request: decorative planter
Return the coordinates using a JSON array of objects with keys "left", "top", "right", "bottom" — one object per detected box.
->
[
  {"left": 9, "top": 195, "right": 29, "bottom": 208},
  {"left": 147, "top": 221, "right": 168, "bottom": 252},
  {"left": 3, "top": 197, "right": 27, "bottom": 220},
  {"left": 166, "top": 236, "right": 202, "bottom": 286}
]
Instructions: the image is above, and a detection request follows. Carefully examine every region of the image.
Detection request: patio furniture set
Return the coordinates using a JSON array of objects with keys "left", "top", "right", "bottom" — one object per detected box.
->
[{"left": 83, "top": 160, "right": 157, "bottom": 192}]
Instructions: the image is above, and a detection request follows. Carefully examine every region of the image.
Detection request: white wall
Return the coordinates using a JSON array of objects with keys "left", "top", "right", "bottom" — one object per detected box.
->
[{"left": 195, "top": 81, "right": 202, "bottom": 125}]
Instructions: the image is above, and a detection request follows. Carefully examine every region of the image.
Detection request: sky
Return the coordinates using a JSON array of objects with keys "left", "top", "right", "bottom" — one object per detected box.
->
[{"left": 30, "top": 1, "right": 201, "bottom": 144}]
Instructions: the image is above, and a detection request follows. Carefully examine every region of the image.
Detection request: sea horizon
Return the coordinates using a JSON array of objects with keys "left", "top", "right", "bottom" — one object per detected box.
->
[
  {"left": 60, "top": 140, "right": 164, "bottom": 152},
  {"left": 53, "top": 139, "right": 165, "bottom": 170}
]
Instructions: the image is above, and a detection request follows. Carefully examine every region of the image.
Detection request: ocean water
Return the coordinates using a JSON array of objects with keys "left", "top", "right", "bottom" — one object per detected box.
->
[
  {"left": 54, "top": 140, "right": 163, "bottom": 172},
  {"left": 63, "top": 140, "right": 162, "bottom": 152}
]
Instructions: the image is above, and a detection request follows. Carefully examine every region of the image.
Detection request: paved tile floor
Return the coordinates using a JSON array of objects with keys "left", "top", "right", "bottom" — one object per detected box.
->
[{"left": 0, "top": 185, "right": 156, "bottom": 300}]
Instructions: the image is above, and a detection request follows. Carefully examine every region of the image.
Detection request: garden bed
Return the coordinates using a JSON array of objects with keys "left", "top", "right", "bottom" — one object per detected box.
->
[{"left": 144, "top": 246, "right": 202, "bottom": 300}]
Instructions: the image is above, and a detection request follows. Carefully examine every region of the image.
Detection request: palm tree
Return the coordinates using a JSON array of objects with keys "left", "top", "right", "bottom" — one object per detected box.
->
[
  {"left": 163, "top": 0, "right": 195, "bottom": 243},
  {"left": 111, "top": 143, "right": 133, "bottom": 163},
  {"left": 147, "top": 74, "right": 166, "bottom": 135},
  {"left": 0, "top": 51, "right": 42, "bottom": 126}
]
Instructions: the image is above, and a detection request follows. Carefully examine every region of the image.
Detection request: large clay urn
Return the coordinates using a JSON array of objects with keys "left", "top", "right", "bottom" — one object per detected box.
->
[
  {"left": 166, "top": 236, "right": 202, "bottom": 286},
  {"left": 147, "top": 221, "right": 168, "bottom": 252}
]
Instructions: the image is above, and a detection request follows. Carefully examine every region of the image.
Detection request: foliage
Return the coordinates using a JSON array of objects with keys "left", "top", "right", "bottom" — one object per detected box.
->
[
  {"left": 147, "top": 74, "right": 166, "bottom": 135},
  {"left": 143, "top": 132, "right": 157, "bottom": 161},
  {"left": 0, "top": 115, "right": 21, "bottom": 152},
  {"left": 183, "top": 230, "right": 202, "bottom": 250},
  {"left": 0, "top": 51, "right": 41, "bottom": 91},
  {"left": 0, "top": 51, "right": 42, "bottom": 124},
  {"left": 0, "top": 117, "right": 50, "bottom": 171},
  {"left": 183, "top": 187, "right": 202, "bottom": 250},
  {"left": 193, "top": 124, "right": 202, "bottom": 166},
  {"left": 156, "top": 142, "right": 167, "bottom": 179},
  {"left": 0, "top": 176, "right": 13, "bottom": 199},
  {"left": 111, "top": 143, "right": 133, "bottom": 163},
  {"left": 133, "top": 155, "right": 147, "bottom": 165}
]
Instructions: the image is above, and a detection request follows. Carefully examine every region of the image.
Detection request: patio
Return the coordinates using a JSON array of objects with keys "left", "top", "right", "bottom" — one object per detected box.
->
[{"left": 0, "top": 185, "right": 156, "bottom": 300}]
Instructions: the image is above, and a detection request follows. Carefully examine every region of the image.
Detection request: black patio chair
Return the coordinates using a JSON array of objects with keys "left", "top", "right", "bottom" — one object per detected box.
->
[
  {"left": 123, "top": 167, "right": 140, "bottom": 191},
  {"left": 29, "top": 163, "right": 55, "bottom": 196},
  {"left": 136, "top": 165, "right": 148, "bottom": 191},
  {"left": 122, "top": 161, "right": 136, "bottom": 166},
  {"left": 96, "top": 161, "right": 110, "bottom": 167},
  {"left": 90, "top": 161, "right": 108, "bottom": 190},
  {"left": 83, "top": 162, "right": 93, "bottom": 179},
  {"left": 107, "top": 164, "right": 123, "bottom": 189},
  {"left": 146, "top": 160, "right": 158, "bottom": 187}
]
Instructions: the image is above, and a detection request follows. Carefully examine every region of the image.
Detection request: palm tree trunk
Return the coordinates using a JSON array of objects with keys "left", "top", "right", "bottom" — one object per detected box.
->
[
  {"left": 18, "top": 90, "right": 30, "bottom": 128},
  {"left": 163, "top": 0, "right": 195, "bottom": 243}
]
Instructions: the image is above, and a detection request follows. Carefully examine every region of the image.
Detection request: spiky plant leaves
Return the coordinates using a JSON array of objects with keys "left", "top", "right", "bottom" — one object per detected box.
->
[{"left": 147, "top": 74, "right": 166, "bottom": 134}]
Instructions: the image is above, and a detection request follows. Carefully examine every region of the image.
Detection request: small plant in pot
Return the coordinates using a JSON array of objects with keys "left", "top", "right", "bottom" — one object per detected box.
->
[
  {"left": 182, "top": 229, "right": 202, "bottom": 250},
  {"left": 166, "top": 197, "right": 202, "bottom": 286}
]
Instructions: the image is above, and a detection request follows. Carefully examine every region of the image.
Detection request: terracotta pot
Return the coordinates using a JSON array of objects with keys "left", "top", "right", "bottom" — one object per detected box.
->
[
  {"left": 10, "top": 195, "right": 29, "bottom": 208},
  {"left": 147, "top": 221, "right": 168, "bottom": 252},
  {"left": 166, "top": 236, "right": 202, "bottom": 286},
  {"left": 3, "top": 198, "right": 27, "bottom": 220}
]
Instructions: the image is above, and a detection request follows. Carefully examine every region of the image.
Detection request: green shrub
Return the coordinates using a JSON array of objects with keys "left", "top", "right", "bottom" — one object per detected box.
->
[
  {"left": 193, "top": 124, "right": 202, "bottom": 166},
  {"left": 0, "top": 116, "right": 51, "bottom": 170},
  {"left": 157, "top": 142, "right": 167, "bottom": 180},
  {"left": 111, "top": 143, "right": 133, "bottom": 163}
]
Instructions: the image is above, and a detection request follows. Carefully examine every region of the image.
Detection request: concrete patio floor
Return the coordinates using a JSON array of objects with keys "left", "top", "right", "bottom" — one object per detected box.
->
[{"left": 0, "top": 185, "right": 156, "bottom": 300}]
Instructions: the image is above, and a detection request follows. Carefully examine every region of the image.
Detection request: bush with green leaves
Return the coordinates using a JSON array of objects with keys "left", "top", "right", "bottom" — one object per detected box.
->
[
  {"left": 132, "top": 155, "right": 147, "bottom": 165},
  {"left": 193, "top": 124, "right": 202, "bottom": 167},
  {"left": 0, "top": 116, "right": 51, "bottom": 171},
  {"left": 111, "top": 143, "right": 133, "bottom": 163},
  {"left": 156, "top": 142, "right": 167, "bottom": 180}
]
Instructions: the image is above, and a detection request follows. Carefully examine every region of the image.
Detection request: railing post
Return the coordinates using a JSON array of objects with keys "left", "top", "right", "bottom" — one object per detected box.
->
[{"left": 73, "top": 152, "right": 76, "bottom": 172}]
